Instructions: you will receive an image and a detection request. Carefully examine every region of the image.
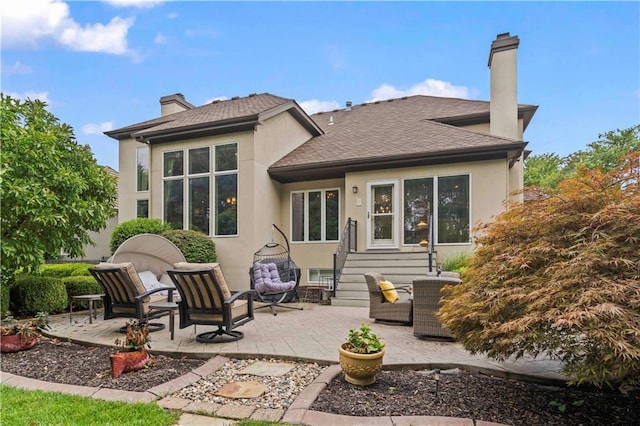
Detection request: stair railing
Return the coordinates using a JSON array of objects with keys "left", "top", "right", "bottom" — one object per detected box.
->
[{"left": 332, "top": 218, "right": 357, "bottom": 295}]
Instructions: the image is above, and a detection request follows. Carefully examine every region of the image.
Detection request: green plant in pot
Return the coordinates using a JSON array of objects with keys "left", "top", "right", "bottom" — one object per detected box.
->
[
  {"left": 338, "top": 323, "right": 385, "bottom": 385},
  {"left": 110, "top": 320, "right": 154, "bottom": 378},
  {"left": 0, "top": 312, "right": 50, "bottom": 353}
]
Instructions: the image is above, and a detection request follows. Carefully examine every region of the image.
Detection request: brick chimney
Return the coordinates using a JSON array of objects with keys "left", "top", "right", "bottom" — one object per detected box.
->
[
  {"left": 160, "top": 93, "right": 194, "bottom": 116},
  {"left": 488, "top": 33, "right": 519, "bottom": 140}
]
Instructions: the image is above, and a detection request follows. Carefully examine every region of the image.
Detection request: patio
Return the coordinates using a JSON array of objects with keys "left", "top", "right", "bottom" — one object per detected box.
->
[{"left": 49, "top": 301, "right": 564, "bottom": 384}]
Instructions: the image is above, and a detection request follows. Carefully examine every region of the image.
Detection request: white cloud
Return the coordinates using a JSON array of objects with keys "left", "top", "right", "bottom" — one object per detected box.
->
[
  {"left": 6, "top": 91, "right": 50, "bottom": 103},
  {"left": 205, "top": 96, "right": 229, "bottom": 104},
  {"left": 4, "top": 61, "right": 33, "bottom": 75},
  {"left": 103, "top": 0, "right": 163, "bottom": 8},
  {"left": 154, "top": 32, "right": 167, "bottom": 44},
  {"left": 2, "top": 0, "right": 134, "bottom": 55},
  {"left": 367, "top": 78, "right": 470, "bottom": 102},
  {"left": 299, "top": 99, "right": 341, "bottom": 115},
  {"left": 82, "top": 122, "right": 114, "bottom": 135}
]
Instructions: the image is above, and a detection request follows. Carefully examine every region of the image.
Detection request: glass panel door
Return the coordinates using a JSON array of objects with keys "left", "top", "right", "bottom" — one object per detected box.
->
[{"left": 367, "top": 181, "right": 398, "bottom": 248}]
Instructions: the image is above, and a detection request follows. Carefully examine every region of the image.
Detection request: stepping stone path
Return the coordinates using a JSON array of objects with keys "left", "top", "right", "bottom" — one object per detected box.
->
[{"left": 214, "top": 361, "right": 296, "bottom": 399}]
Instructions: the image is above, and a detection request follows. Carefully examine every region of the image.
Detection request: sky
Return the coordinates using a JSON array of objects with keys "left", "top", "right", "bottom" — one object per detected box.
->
[{"left": 2, "top": 0, "right": 639, "bottom": 171}]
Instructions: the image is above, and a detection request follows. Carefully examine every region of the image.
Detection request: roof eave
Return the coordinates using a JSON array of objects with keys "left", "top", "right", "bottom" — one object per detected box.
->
[
  {"left": 133, "top": 116, "right": 260, "bottom": 144},
  {"left": 269, "top": 142, "right": 527, "bottom": 183}
]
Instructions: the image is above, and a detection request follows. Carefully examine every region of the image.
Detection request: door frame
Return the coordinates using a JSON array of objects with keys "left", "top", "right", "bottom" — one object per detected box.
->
[{"left": 366, "top": 179, "right": 400, "bottom": 249}]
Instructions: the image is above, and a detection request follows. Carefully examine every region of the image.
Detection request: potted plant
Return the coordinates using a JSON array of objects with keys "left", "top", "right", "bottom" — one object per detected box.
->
[
  {"left": 338, "top": 322, "right": 385, "bottom": 385},
  {"left": 1, "top": 312, "right": 50, "bottom": 353},
  {"left": 110, "top": 320, "right": 154, "bottom": 378}
]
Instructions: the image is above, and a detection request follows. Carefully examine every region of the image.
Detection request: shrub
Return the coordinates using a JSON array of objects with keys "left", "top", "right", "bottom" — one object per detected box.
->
[
  {"left": 161, "top": 229, "right": 216, "bottom": 263},
  {"left": 1, "top": 279, "right": 11, "bottom": 316},
  {"left": 39, "top": 263, "right": 94, "bottom": 278},
  {"left": 440, "top": 253, "right": 471, "bottom": 275},
  {"left": 109, "top": 218, "right": 171, "bottom": 254},
  {"left": 10, "top": 275, "right": 68, "bottom": 316},
  {"left": 62, "top": 276, "right": 103, "bottom": 301},
  {"left": 439, "top": 152, "right": 640, "bottom": 388}
]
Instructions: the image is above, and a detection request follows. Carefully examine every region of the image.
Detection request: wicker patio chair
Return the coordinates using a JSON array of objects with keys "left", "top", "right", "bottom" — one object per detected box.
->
[
  {"left": 412, "top": 276, "right": 462, "bottom": 339},
  {"left": 364, "top": 272, "right": 413, "bottom": 325},
  {"left": 167, "top": 264, "right": 254, "bottom": 343}
]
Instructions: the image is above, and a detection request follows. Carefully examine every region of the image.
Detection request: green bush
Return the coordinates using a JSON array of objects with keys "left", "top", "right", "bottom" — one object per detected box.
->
[
  {"left": 161, "top": 229, "right": 216, "bottom": 263},
  {"left": 62, "top": 276, "right": 103, "bottom": 301},
  {"left": 39, "top": 263, "right": 95, "bottom": 277},
  {"left": 440, "top": 253, "right": 471, "bottom": 275},
  {"left": 1, "top": 279, "right": 11, "bottom": 316},
  {"left": 109, "top": 218, "right": 171, "bottom": 254},
  {"left": 10, "top": 275, "right": 68, "bottom": 316}
]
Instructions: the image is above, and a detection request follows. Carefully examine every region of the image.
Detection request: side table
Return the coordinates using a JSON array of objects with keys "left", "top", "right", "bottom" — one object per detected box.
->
[
  {"left": 69, "top": 294, "right": 104, "bottom": 324},
  {"left": 148, "top": 301, "right": 179, "bottom": 340}
]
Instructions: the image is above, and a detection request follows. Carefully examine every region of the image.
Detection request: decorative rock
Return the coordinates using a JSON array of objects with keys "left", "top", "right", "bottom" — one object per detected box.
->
[
  {"left": 240, "top": 361, "right": 295, "bottom": 377},
  {"left": 215, "top": 381, "right": 266, "bottom": 398}
]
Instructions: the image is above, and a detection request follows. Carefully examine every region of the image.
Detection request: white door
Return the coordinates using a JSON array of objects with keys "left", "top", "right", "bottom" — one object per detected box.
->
[{"left": 367, "top": 180, "right": 399, "bottom": 249}]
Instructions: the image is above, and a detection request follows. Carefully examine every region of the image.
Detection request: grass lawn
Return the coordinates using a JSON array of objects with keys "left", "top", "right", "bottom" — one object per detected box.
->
[{"left": 0, "top": 385, "right": 179, "bottom": 426}]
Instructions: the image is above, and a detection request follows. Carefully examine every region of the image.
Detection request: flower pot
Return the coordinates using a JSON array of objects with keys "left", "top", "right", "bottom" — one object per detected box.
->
[
  {"left": 0, "top": 334, "right": 38, "bottom": 353},
  {"left": 110, "top": 349, "right": 150, "bottom": 378},
  {"left": 338, "top": 343, "right": 385, "bottom": 385}
]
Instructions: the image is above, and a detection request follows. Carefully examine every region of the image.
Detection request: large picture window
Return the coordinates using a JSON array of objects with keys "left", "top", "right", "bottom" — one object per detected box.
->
[
  {"left": 403, "top": 175, "right": 469, "bottom": 244},
  {"left": 162, "top": 143, "right": 237, "bottom": 236},
  {"left": 291, "top": 189, "right": 340, "bottom": 242}
]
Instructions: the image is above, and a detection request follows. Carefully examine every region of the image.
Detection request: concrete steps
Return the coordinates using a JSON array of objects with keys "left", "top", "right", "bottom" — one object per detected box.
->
[{"left": 331, "top": 251, "right": 435, "bottom": 307}]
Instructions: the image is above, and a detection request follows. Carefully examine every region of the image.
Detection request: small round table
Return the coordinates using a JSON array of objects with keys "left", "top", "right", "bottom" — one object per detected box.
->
[{"left": 69, "top": 294, "right": 104, "bottom": 324}]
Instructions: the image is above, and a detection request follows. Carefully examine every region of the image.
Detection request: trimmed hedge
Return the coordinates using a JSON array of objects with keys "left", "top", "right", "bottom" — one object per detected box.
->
[
  {"left": 39, "top": 263, "right": 95, "bottom": 277},
  {"left": 10, "top": 275, "right": 68, "bottom": 316},
  {"left": 1, "top": 280, "right": 11, "bottom": 316},
  {"left": 161, "top": 229, "right": 216, "bottom": 263},
  {"left": 62, "top": 276, "right": 103, "bottom": 300},
  {"left": 110, "top": 218, "right": 171, "bottom": 253}
]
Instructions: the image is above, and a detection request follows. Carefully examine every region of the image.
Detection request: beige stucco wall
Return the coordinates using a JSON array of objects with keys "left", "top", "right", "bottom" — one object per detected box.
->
[
  {"left": 117, "top": 111, "right": 314, "bottom": 290},
  {"left": 276, "top": 158, "right": 512, "bottom": 283}
]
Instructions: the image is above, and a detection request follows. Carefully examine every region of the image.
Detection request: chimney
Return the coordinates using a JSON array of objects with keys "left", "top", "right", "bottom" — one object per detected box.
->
[
  {"left": 160, "top": 93, "right": 195, "bottom": 116},
  {"left": 345, "top": 101, "right": 352, "bottom": 111},
  {"left": 488, "top": 32, "right": 519, "bottom": 140}
]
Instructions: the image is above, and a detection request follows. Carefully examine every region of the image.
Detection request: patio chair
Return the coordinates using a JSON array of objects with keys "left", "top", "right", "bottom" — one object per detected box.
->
[
  {"left": 89, "top": 262, "right": 175, "bottom": 332},
  {"left": 412, "top": 276, "right": 462, "bottom": 339},
  {"left": 364, "top": 272, "right": 413, "bottom": 325},
  {"left": 167, "top": 263, "right": 254, "bottom": 343}
]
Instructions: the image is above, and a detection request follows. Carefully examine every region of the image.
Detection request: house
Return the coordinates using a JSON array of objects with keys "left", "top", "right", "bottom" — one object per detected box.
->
[{"left": 105, "top": 33, "right": 536, "bottom": 303}]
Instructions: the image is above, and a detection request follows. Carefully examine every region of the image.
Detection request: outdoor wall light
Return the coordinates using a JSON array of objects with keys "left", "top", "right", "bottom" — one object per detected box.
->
[{"left": 352, "top": 185, "right": 358, "bottom": 194}]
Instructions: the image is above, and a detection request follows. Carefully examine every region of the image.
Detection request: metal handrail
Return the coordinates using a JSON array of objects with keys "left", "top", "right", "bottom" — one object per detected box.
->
[{"left": 332, "top": 218, "right": 357, "bottom": 295}]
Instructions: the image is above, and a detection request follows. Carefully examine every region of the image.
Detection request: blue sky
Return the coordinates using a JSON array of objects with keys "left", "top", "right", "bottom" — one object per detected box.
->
[{"left": 2, "top": 0, "right": 639, "bottom": 171}]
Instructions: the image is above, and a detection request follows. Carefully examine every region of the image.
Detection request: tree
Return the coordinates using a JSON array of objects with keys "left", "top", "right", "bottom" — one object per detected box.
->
[
  {"left": 524, "top": 124, "right": 640, "bottom": 189},
  {"left": 1, "top": 94, "right": 117, "bottom": 280},
  {"left": 439, "top": 151, "right": 640, "bottom": 388}
]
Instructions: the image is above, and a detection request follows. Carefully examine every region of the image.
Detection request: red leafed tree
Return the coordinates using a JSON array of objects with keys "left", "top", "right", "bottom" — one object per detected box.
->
[{"left": 439, "top": 151, "right": 640, "bottom": 388}]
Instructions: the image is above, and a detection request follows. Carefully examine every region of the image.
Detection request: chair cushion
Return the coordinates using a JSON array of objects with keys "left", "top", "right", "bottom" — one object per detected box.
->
[
  {"left": 379, "top": 280, "right": 399, "bottom": 303},
  {"left": 174, "top": 262, "right": 232, "bottom": 300},
  {"left": 95, "top": 262, "right": 149, "bottom": 302},
  {"left": 253, "top": 262, "right": 296, "bottom": 294}
]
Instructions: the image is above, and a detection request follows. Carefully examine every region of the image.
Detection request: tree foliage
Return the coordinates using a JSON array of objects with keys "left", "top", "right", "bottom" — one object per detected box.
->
[
  {"left": 1, "top": 94, "right": 116, "bottom": 278},
  {"left": 524, "top": 124, "right": 639, "bottom": 188},
  {"left": 439, "top": 151, "right": 640, "bottom": 388}
]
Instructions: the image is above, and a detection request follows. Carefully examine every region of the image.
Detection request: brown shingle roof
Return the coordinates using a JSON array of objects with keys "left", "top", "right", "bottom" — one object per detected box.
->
[
  {"left": 105, "top": 93, "right": 321, "bottom": 141},
  {"left": 268, "top": 95, "right": 535, "bottom": 181}
]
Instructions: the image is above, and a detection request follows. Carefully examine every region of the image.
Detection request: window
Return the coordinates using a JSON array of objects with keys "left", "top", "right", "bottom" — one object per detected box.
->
[
  {"left": 162, "top": 143, "right": 238, "bottom": 236},
  {"left": 291, "top": 189, "right": 339, "bottom": 242},
  {"left": 136, "top": 146, "right": 149, "bottom": 192},
  {"left": 136, "top": 200, "right": 149, "bottom": 218},
  {"left": 307, "top": 268, "right": 333, "bottom": 284},
  {"left": 403, "top": 175, "right": 470, "bottom": 244}
]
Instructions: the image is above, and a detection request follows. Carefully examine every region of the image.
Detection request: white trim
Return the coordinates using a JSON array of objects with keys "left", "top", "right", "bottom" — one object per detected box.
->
[
  {"left": 366, "top": 179, "right": 400, "bottom": 249},
  {"left": 290, "top": 187, "right": 341, "bottom": 243}
]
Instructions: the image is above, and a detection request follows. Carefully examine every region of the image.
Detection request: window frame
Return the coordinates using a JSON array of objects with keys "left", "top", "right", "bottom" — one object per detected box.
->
[
  {"left": 402, "top": 174, "right": 471, "bottom": 246},
  {"left": 290, "top": 188, "right": 341, "bottom": 243},
  {"left": 136, "top": 145, "right": 149, "bottom": 192}
]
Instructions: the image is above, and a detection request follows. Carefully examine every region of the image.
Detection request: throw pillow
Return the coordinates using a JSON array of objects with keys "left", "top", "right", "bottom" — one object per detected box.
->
[
  {"left": 379, "top": 280, "right": 399, "bottom": 303},
  {"left": 138, "top": 270, "right": 171, "bottom": 295}
]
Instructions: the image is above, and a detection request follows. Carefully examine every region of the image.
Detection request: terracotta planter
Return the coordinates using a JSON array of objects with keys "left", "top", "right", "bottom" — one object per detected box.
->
[
  {"left": 110, "top": 349, "right": 151, "bottom": 378},
  {"left": 338, "top": 343, "right": 385, "bottom": 385},
  {"left": 0, "top": 334, "right": 38, "bottom": 353}
]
